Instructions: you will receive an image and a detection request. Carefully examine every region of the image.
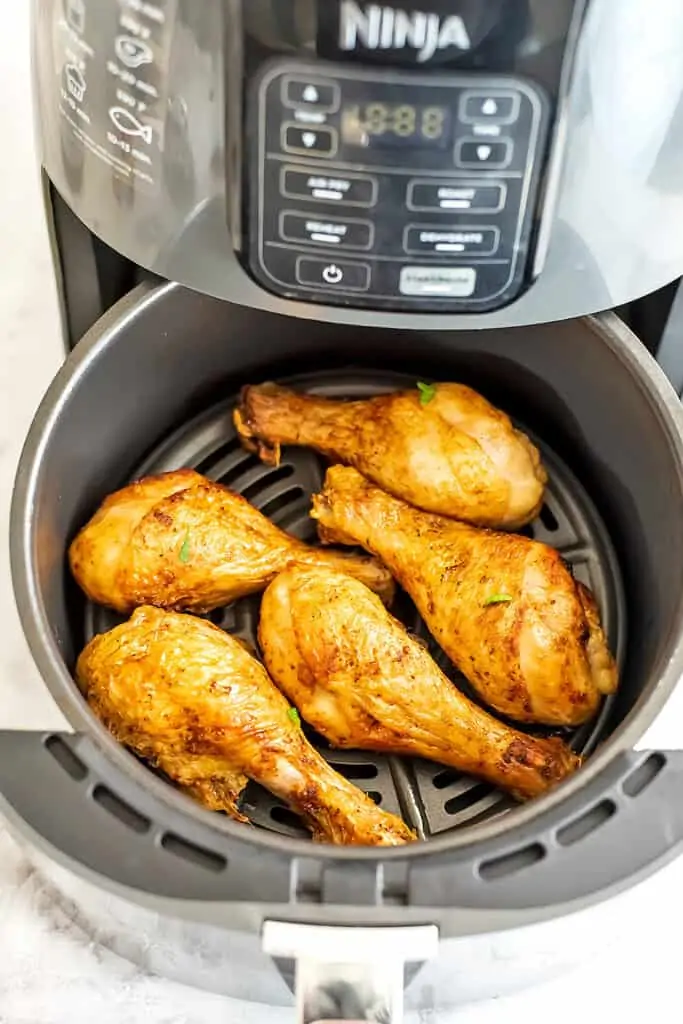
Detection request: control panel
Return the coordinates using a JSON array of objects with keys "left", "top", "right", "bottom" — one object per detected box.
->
[{"left": 248, "top": 60, "right": 551, "bottom": 312}]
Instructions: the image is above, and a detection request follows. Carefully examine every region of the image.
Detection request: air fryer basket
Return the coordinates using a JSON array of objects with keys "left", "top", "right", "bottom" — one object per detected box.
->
[{"left": 8, "top": 281, "right": 683, "bottom": 940}]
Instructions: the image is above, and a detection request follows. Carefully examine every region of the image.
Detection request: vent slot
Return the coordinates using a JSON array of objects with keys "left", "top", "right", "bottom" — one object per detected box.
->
[
  {"left": 217, "top": 454, "right": 261, "bottom": 490},
  {"left": 623, "top": 753, "right": 666, "bottom": 797},
  {"left": 445, "top": 783, "right": 491, "bottom": 815},
  {"left": 432, "top": 769, "right": 460, "bottom": 790},
  {"left": 260, "top": 486, "right": 306, "bottom": 521},
  {"left": 330, "top": 762, "right": 379, "bottom": 781},
  {"left": 479, "top": 842, "right": 545, "bottom": 880},
  {"left": 539, "top": 504, "right": 560, "bottom": 532},
  {"left": 242, "top": 465, "right": 295, "bottom": 504},
  {"left": 44, "top": 735, "right": 88, "bottom": 781},
  {"left": 160, "top": 833, "right": 226, "bottom": 873},
  {"left": 270, "top": 805, "right": 307, "bottom": 832},
  {"left": 92, "top": 785, "right": 151, "bottom": 834},
  {"left": 556, "top": 799, "right": 616, "bottom": 847}
]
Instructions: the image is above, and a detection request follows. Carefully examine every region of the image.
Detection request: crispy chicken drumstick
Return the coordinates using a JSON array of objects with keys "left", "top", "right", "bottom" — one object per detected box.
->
[
  {"left": 69, "top": 469, "right": 394, "bottom": 613},
  {"left": 235, "top": 382, "right": 547, "bottom": 528},
  {"left": 76, "top": 606, "right": 415, "bottom": 846},
  {"left": 259, "top": 567, "right": 580, "bottom": 801},
  {"left": 311, "top": 467, "right": 618, "bottom": 727}
]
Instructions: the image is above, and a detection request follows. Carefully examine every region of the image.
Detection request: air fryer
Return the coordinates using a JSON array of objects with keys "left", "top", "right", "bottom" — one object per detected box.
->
[{"left": 13, "top": 0, "right": 683, "bottom": 1018}]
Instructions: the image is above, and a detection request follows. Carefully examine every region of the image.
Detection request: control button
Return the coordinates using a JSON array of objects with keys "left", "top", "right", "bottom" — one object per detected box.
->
[
  {"left": 281, "top": 168, "right": 377, "bottom": 207},
  {"left": 456, "top": 138, "right": 512, "bottom": 169},
  {"left": 399, "top": 266, "right": 477, "bottom": 298},
  {"left": 296, "top": 256, "right": 371, "bottom": 291},
  {"left": 404, "top": 225, "right": 500, "bottom": 256},
  {"left": 460, "top": 91, "right": 520, "bottom": 125},
  {"left": 283, "top": 77, "right": 340, "bottom": 113},
  {"left": 281, "top": 123, "right": 338, "bottom": 157},
  {"left": 280, "top": 212, "right": 373, "bottom": 250},
  {"left": 407, "top": 180, "right": 505, "bottom": 213}
]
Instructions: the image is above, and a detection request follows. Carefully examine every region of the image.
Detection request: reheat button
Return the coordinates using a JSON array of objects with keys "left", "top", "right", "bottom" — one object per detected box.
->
[{"left": 280, "top": 212, "right": 373, "bottom": 250}]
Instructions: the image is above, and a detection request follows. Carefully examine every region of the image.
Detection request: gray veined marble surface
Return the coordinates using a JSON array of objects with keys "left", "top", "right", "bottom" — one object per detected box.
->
[{"left": 4, "top": 4, "right": 683, "bottom": 1023}]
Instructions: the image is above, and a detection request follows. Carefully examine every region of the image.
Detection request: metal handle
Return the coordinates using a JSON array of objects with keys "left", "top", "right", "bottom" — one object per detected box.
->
[{"left": 263, "top": 922, "right": 439, "bottom": 1024}]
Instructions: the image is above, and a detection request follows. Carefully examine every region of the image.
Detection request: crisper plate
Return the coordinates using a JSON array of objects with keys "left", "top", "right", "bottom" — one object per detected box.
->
[{"left": 85, "top": 370, "right": 626, "bottom": 841}]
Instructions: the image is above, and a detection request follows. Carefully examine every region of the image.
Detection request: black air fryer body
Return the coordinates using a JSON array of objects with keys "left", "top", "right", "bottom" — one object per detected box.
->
[{"left": 11, "top": 0, "right": 683, "bottom": 1016}]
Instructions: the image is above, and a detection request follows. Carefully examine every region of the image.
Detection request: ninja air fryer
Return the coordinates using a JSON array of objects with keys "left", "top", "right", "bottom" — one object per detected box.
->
[{"left": 10, "top": 1, "right": 683, "bottom": 1019}]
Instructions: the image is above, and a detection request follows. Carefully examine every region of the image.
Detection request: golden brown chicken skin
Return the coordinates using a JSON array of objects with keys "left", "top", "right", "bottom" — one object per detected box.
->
[
  {"left": 235, "top": 382, "right": 547, "bottom": 529},
  {"left": 259, "top": 568, "right": 581, "bottom": 801},
  {"left": 68, "top": 469, "right": 394, "bottom": 614},
  {"left": 311, "top": 467, "right": 618, "bottom": 727},
  {"left": 76, "top": 606, "right": 415, "bottom": 846}
]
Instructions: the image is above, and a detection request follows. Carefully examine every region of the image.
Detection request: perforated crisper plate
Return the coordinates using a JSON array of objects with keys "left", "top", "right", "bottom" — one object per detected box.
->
[{"left": 85, "top": 370, "right": 626, "bottom": 842}]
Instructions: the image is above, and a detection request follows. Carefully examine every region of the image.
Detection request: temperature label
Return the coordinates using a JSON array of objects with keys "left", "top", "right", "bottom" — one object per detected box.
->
[{"left": 56, "top": 0, "right": 175, "bottom": 191}]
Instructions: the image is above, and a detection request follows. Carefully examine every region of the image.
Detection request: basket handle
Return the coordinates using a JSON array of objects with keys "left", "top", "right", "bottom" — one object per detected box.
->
[{"left": 262, "top": 922, "right": 439, "bottom": 1024}]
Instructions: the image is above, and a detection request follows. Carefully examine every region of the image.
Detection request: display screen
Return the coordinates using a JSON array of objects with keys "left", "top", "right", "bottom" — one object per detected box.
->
[{"left": 340, "top": 102, "right": 452, "bottom": 149}]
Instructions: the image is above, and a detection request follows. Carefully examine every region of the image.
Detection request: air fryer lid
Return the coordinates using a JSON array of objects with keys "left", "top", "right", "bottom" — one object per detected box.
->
[{"left": 8, "top": 282, "right": 683, "bottom": 942}]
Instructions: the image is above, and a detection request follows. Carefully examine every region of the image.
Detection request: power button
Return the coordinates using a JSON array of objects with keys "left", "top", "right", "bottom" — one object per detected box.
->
[{"left": 296, "top": 256, "right": 371, "bottom": 291}]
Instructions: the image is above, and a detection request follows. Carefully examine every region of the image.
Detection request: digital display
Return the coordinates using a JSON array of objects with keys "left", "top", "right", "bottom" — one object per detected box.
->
[{"left": 340, "top": 102, "right": 452, "bottom": 149}]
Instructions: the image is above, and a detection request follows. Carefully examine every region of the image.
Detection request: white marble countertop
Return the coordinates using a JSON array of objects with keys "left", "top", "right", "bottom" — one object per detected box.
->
[{"left": 3, "top": 6, "right": 683, "bottom": 1023}]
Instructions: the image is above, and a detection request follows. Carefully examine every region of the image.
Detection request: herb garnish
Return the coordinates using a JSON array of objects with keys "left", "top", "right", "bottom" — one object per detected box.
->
[
  {"left": 179, "top": 529, "right": 191, "bottom": 563},
  {"left": 416, "top": 381, "right": 437, "bottom": 406},
  {"left": 288, "top": 706, "right": 301, "bottom": 726},
  {"left": 483, "top": 593, "right": 513, "bottom": 607}
]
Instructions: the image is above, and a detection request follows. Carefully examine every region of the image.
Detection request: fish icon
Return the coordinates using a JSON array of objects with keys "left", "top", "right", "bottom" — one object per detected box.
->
[{"left": 108, "top": 106, "right": 153, "bottom": 143}]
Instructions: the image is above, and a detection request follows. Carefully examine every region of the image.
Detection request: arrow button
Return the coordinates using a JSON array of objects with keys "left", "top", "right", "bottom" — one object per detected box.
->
[
  {"left": 283, "top": 78, "right": 340, "bottom": 113},
  {"left": 456, "top": 138, "right": 512, "bottom": 169},
  {"left": 283, "top": 123, "right": 338, "bottom": 157},
  {"left": 461, "top": 91, "right": 520, "bottom": 125}
]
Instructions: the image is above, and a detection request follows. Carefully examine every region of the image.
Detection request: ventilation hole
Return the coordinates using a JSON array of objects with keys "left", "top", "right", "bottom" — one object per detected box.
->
[
  {"left": 330, "top": 763, "right": 379, "bottom": 781},
  {"left": 160, "top": 833, "right": 226, "bottom": 872},
  {"left": 242, "top": 465, "right": 295, "bottom": 504},
  {"left": 196, "top": 436, "right": 243, "bottom": 476},
  {"left": 218, "top": 455, "right": 262, "bottom": 489},
  {"left": 556, "top": 799, "right": 616, "bottom": 847},
  {"left": 479, "top": 842, "right": 545, "bottom": 881},
  {"left": 270, "top": 805, "right": 306, "bottom": 831},
  {"left": 44, "top": 735, "right": 87, "bottom": 781},
  {"left": 432, "top": 769, "right": 460, "bottom": 790},
  {"left": 539, "top": 504, "right": 559, "bottom": 531},
  {"left": 367, "top": 791, "right": 382, "bottom": 805},
  {"left": 622, "top": 753, "right": 666, "bottom": 797},
  {"left": 445, "top": 782, "right": 491, "bottom": 815},
  {"left": 92, "top": 785, "right": 151, "bottom": 834},
  {"left": 260, "top": 486, "right": 306, "bottom": 521}
]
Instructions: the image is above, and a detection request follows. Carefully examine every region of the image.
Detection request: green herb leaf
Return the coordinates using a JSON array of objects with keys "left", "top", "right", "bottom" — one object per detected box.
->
[
  {"left": 483, "top": 593, "right": 513, "bottom": 607},
  {"left": 288, "top": 706, "right": 301, "bottom": 726},
  {"left": 417, "top": 381, "right": 437, "bottom": 406},
  {"left": 179, "top": 530, "right": 191, "bottom": 564}
]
